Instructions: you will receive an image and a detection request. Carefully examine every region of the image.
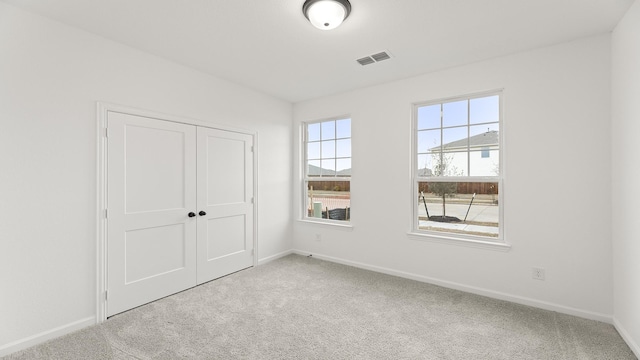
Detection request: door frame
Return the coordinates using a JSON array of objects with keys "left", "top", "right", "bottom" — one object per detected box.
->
[{"left": 95, "top": 102, "right": 259, "bottom": 323}]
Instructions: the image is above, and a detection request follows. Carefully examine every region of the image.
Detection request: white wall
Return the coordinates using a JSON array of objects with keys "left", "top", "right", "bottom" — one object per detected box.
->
[
  {"left": 294, "top": 35, "right": 613, "bottom": 320},
  {"left": 0, "top": 3, "right": 292, "bottom": 353},
  {"left": 612, "top": 0, "right": 640, "bottom": 356}
]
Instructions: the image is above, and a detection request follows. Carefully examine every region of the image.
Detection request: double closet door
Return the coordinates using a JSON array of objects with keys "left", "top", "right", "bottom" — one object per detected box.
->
[{"left": 106, "top": 111, "right": 254, "bottom": 317}]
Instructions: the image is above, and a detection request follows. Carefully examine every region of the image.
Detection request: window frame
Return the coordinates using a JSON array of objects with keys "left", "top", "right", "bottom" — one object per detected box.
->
[
  {"left": 301, "top": 116, "right": 352, "bottom": 226},
  {"left": 410, "top": 91, "right": 506, "bottom": 247}
]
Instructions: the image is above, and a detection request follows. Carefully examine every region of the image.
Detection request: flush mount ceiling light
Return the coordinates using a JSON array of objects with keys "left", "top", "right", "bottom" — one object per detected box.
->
[{"left": 302, "top": 0, "right": 351, "bottom": 30}]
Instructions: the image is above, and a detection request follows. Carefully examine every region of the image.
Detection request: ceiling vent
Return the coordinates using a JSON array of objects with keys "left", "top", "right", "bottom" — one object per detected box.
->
[
  {"left": 371, "top": 52, "right": 391, "bottom": 62},
  {"left": 356, "top": 51, "right": 392, "bottom": 66},
  {"left": 356, "top": 56, "right": 375, "bottom": 66}
]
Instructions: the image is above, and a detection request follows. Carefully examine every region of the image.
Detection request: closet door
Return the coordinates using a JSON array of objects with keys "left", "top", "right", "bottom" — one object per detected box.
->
[
  {"left": 106, "top": 112, "right": 197, "bottom": 317},
  {"left": 196, "top": 127, "right": 254, "bottom": 284}
]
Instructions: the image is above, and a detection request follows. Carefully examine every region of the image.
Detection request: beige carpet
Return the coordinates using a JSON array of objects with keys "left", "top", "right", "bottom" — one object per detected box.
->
[{"left": 4, "top": 254, "right": 636, "bottom": 359}]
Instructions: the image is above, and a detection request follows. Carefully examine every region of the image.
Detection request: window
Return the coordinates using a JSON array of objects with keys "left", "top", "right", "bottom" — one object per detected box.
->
[
  {"left": 413, "top": 92, "right": 502, "bottom": 241},
  {"left": 303, "top": 117, "right": 351, "bottom": 223}
]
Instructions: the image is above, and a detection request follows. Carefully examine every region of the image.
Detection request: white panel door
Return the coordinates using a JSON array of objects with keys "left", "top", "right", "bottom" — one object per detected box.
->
[
  {"left": 196, "top": 127, "right": 254, "bottom": 284},
  {"left": 107, "top": 112, "right": 197, "bottom": 317}
]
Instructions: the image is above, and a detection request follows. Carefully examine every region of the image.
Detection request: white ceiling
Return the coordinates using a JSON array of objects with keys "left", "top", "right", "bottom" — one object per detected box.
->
[{"left": 3, "top": 0, "right": 633, "bottom": 103}]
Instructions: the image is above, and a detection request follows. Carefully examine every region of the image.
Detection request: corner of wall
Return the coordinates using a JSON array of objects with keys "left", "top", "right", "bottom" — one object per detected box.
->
[{"left": 613, "top": 317, "right": 640, "bottom": 358}]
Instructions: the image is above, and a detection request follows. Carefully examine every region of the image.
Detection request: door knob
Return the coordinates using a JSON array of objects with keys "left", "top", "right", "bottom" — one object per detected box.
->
[
  {"left": 199, "top": 211, "right": 207, "bottom": 216},
  {"left": 188, "top": 212, "right": 196, "bottom": 218}
]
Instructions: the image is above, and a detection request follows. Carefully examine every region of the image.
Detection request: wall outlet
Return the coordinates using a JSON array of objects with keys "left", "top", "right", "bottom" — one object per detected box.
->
[
  {"left": 532, "top": 267, "right": 545, "bottom": 280},
  {"left": 315, "top": 233, "right": 321, "bottom": 242}
]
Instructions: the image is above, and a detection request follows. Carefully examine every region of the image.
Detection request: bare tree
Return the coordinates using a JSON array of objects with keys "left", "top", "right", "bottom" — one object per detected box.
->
[{"left": 429, "top": 152, "right": 462, "bottom": 218}]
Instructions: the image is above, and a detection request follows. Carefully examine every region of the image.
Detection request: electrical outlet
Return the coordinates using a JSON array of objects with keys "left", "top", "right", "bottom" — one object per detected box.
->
[
  {"left": 532, "top": 267, "right": 545, "bottom": 281},
  {"left": 315, "top": 233, "right": 321, "bottom": 242}
]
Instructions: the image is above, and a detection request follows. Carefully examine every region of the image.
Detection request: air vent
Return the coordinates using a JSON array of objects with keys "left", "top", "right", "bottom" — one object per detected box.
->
[
  {"left": 356, "top": 51, "right": 392, "bottom": 66},
  {"left": 356, "top": 56, "right": 375, "bottom": 66},
  {"left": 371, "top": 52, "right": 391, "bottom": 62}
]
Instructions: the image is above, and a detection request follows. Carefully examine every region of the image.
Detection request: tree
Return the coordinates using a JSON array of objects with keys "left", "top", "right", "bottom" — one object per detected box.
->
[{"left": 429, "top": 152, "right": 462, "bottom": 218}]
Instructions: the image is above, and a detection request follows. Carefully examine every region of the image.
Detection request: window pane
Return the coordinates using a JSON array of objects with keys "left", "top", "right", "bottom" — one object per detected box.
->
[
  {"left": 469, "top": 123, "right": 499, "bottom": 137},
  {"left": 470, "top": 150, "right": 499, "bottom": 176},
  {"left": 336, "top": 139, "right": 351, "bottom": 157},
  {"left": 308, "top": 123, "right": 320, "bottom": 142},
  {"left": 417, "top": 181, "right": 498, "bottom": 237},
  {"left": 336, "top": 158, "right": 351, "bottom": 176},
  {"left": 470, "top": 95, "right": 499, "bottom": 124},
  {"left": 417, "top": 154, "right": 433, "bottom": 176},
  {"left": 442, "top": 127, "right": 468, "bottom": 150},
  {"left": 321, "top": 121, "right": 335, "bottom": 140},
  {"left": 442, "top": 100, "right": 467, "bottom": 127},
  {"left": 321, "top": 140, "right": 335, "bottom": 158},
  {"left": 307, "top": 180, "right": 350, "bottom": 221},
  {"left": 320, "top": 159, "right": 336, "bottom": 176},
  {"left": 438, "top": 151, "right": 467, "bottom": 176},
  {"left": 468, "top": 126, "right": 498, "bottom": 169},
  {"left": 418, "top": 129, "right": 440, "bottom": 154},
  {"left": 307, "top": 142, "right": 320, "bottom": 160},
  {"left": 307, "top": 160, "right": 321, "bottom": 176},
  {"left": 417, "top": 104, "right": 440, "bottom": 130},
  {"left": 336, "top": 119, "right": 351, "bottom": 138}
]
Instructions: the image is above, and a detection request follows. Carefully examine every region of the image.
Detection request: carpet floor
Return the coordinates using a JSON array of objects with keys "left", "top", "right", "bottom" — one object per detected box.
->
[{"left": 3, "top": 254, "right": 636, "bottom": 359}]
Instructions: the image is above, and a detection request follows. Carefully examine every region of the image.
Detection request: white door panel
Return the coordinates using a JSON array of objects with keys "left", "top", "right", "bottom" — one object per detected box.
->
[
  {"left": 196, "top": 127, "right": 254, "bottom": 284},
  {"left": 205, "top": 215, "right": 246, "bottom": 260},
  {"left": 124, "top": 124, "right": 188, "bottom": 213},
  {"left": 205, "top": 136, "right": 247, "bottom": 205},
  {"left": 124, "top": 223, "right": 187, "bottom": 284},
  {"left": 107, "top": 112, "right": 197, "bottom": 317}
]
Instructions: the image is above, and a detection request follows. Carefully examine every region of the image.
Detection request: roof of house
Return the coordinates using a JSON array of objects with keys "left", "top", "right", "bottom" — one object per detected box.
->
[{"left": 431, "top": 130, "right": 498, "bottom": 151}]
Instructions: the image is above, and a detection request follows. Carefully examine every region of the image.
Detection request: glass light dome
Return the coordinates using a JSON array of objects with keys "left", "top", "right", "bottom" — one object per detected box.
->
[{"left": 303, "top": 0, "right": 351, "bottom": 31}]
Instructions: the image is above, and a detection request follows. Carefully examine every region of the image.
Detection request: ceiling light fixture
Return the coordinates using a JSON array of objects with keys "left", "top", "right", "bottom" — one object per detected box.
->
[{"left": 302, "top": 0, "right": 351, "bottom": 31}]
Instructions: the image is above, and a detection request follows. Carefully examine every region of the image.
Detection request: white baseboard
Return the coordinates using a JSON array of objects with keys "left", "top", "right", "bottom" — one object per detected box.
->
[
  {"left": 0, "top": 316, "right": 95, "bottom": 357},
  {"left": 258, "top": 249, "right": 294, "bottom": 266},
  {"left": 293, "top": 249, "right": 613, "bottom": 323},
  {"left": 613, "top": 317, "right": 640, "bottom": 358}
]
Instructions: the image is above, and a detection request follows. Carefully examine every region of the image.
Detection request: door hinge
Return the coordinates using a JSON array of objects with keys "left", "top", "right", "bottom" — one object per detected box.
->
[
  {"left": 250, "top": 197, "right": 254, "bottom": 204},
  {"left": 251, "top": 249, "right": 255, "bottom": 256},
  {"left": 250, "top": 146, "right": 254, "bottom": 152},
  {"left": 105, "top": 209, "right": 108, "bottom": 218},
  {"left": 105, "top": 290, "right": 108, "bottom": 301},
  {"left": 104, "top": 128, "right": 109, "bottom": 138}
]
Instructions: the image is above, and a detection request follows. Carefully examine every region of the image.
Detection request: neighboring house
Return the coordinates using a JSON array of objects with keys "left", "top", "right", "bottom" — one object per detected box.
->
[
  {"left": 423, "top": 130, "right": 499, "bottom": 177},
  {"left": 307, "top": 164, "right": 351, "bottom": 177}
]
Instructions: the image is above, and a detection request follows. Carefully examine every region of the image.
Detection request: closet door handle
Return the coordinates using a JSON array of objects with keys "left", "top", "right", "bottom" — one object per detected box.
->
[
  {"left": 188, "top": 212, "right": 196, "bottom": 218},
  {"left": 199, "top": 211, "right": 207, "bottom": 216}
]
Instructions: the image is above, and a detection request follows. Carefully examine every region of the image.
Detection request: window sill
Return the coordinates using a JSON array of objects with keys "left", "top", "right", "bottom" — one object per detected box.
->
[
  {"left": 297, "top": 218, "right": 354, "bottom": 230},
  {"left": 407, "top": 231, "right": 511, "bottom": 252}
]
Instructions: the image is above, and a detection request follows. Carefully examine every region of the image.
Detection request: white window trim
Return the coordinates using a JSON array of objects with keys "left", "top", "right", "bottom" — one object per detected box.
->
[
  {"left": 409, "top": 90, "right": 508, "bottom": 249},
  {"left": 300, "top": 116, "right": 352, "bottom": 227}
]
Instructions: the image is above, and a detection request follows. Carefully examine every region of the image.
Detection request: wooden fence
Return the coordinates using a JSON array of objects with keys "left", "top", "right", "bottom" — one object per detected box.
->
[
  {"left": 306, "top": 180, "right": 495, "bottom": 195},
  {"left": 308, "top": 180, "right": 350, "bottom": 192},
  {"left": 418, "top": 182, "right": 498, "bottom": 195}
]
